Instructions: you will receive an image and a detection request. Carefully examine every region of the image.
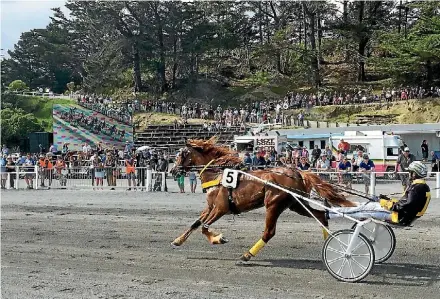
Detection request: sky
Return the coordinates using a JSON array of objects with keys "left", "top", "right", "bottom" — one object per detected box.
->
[{"left": 1, "top": 0, "right": 67, "bottom": 56}]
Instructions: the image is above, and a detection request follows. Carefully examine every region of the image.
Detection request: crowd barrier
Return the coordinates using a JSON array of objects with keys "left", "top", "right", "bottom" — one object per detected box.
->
[
  {"left": 1, "top": 166, "right": 167, "bottom": 191},
  {"left": 2, "top": 166, "right": 439, "bottom": 198}
]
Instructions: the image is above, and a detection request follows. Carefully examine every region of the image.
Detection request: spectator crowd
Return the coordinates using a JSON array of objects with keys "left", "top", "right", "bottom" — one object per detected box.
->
[{"left": 0, "top": 142, "right": 169, "bottom": 191}]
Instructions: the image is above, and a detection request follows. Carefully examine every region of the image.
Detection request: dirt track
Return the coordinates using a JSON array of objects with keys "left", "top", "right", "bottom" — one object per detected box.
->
[{"left": 2, "top": 184, "right": 440, "bottom": 299}]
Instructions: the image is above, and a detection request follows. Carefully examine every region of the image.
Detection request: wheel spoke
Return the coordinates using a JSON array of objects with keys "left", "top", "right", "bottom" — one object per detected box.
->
[
  {"left": 326, "top": 255, "right": 345, "bottom": 265},
  {"left": 349, "top": 239, "right": 366, "bottom": 254},
  {"left": 336, "top": 257, "right": 348, "bottom": 275},
  {"left": 348, "top": 259, "right": 356, "bottom": 279},
  {"left": 326, "top": 246, "right": 345, "bottom": 255},
  {"left": 351, "top": 253, "right": 371, "bottom": 257},
  {"left": 351, "top": 256, "right": 368, "bottom": 272}
]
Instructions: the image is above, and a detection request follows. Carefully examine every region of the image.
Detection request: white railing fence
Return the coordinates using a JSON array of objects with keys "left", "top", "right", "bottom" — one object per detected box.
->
[
  {"left": 1, "top": 166, "right": 167, "bottom": 191},
  {"left": 2, "top": 167, "right": 439, "bottom": 198}
]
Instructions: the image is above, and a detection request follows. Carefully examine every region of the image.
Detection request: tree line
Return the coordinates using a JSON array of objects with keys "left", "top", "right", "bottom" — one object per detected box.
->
[{"left": 1, "top": 0, "right": 439, "bottom": 95}]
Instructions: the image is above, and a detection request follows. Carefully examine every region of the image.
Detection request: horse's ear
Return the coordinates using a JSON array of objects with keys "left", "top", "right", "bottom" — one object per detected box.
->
[
  {"left": 208, "top": 135, "right": 219, "bottom": 144},
  {"left": 186, "top": 139, "right": 201, "bottom": 150}
]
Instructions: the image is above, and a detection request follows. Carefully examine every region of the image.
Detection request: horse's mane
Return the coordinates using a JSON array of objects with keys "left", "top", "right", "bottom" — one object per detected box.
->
[{"left": 187, "top": 136, "right": 242, "bottom": 165}]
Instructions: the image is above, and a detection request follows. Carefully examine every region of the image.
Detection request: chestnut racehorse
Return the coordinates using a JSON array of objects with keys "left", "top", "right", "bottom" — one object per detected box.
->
[{"left": 170, "top": 137, "right": 356, "bottom": 262}]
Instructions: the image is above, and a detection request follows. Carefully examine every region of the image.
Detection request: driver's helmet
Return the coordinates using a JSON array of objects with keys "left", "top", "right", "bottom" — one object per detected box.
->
[{"left": 408, "top": 161, "right": 427, "bottom": 178}]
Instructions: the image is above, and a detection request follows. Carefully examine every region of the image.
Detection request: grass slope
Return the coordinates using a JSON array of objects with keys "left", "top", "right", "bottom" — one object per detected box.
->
[
  {"left": 300, "top": 98, "right": 440, "bottom": 124},
  {"left": 2, "top": 94, "right": 75, "bottom": 131}
]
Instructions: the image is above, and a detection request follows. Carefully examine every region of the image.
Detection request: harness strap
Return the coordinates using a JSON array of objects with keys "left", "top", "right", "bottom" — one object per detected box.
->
[
  {"left": 228, "top": 187, "right": 241, "bottom": 215},
  {"left": 201, "top": 179, "right": 221, "bottom": 189},
  {"left": 199, "top": 159, "right": 216, "bottom": 176}
]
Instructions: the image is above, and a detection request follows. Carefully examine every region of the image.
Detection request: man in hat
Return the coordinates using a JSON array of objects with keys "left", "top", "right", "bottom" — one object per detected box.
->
[{"left": 395, "top": 147, "right": 416, "bottom": 190}]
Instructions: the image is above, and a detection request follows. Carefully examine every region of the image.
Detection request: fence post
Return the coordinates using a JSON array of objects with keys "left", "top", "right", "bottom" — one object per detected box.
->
[
  {"left": 369, "top": 172, "right": 376, "bottom": 196},
  {"left": 15, "top": 166, "right": 19, "bottom": 190},
  {"left": 146, "top": 166, "right": 152, "bottom": 191},
  {"left": 6, "top": 173, "right": 10, "bottom": 189},
  {"left": 161, "top": 172, "right": 166, "bottom": 191},
  {"left": 34, "top": 165, "right": 39, "bottom": 190},
  {"left": 436, "top": 172, "right": 440, "bottom": 199}
]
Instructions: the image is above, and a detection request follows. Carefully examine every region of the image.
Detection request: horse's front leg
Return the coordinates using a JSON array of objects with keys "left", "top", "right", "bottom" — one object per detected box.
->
[
  {"left": 172, "top": 206, "right": 211, "bottom": 246},
  {"left": 240, "top": 193, "right": 289, "bottom": 262},
  {"left": 201, "top": 206, "right": 229, "bottom": 245}
]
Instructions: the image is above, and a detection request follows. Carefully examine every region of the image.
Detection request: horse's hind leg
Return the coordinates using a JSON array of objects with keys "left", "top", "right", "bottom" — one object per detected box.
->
[
  {"left": 240, "top": 193, "right": 289, "bottom": 262},
  {"left": 172, "top": 206, "right": 211, "bottom": 246}
]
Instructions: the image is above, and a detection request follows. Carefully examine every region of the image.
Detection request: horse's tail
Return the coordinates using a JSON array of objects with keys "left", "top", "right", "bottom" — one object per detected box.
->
[{"left": 300, "top": 171, "right": 357, "bottom": 207}]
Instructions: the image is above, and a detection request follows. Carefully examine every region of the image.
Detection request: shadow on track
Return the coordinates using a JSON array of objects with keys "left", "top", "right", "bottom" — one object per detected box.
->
[{"left": 256, "top": 258, "right": 440, "bottom": 286}]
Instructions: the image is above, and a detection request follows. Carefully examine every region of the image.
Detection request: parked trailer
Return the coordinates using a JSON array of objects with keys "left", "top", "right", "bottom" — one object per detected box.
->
[{"left": 286, "top": 131, "right": 404, "bottom": 176}]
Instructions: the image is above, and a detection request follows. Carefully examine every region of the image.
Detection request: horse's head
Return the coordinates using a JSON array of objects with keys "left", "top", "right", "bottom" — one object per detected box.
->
[
  {"left": 170, "top": 146, "right": 202, "bottom": 175},
  {"left": 170, "top": 136, "right": 220, "bottom": 175}
]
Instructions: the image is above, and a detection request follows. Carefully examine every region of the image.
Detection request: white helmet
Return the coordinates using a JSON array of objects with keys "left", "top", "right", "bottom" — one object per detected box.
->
[{"left": 408, "top": 161, "right": 427, "bottom": 178}]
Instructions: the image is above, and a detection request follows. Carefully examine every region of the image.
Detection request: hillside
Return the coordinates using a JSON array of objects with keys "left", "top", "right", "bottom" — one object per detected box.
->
[
  {"left": 4, "top": 94, "right": 439, "bottom": 134},
  {"left": 1, "top": 94, "right": 75, "bottom": 131},
  {"left": 301, "top": 99, "right": 440, "bottom": 125}
]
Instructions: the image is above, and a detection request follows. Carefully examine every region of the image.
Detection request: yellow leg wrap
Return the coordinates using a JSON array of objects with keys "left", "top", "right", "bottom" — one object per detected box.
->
[
  {"left": 322, "top": 228, "right": 329, "bottom": 240},
  {"left": 249, "top": 239, "right": 266, "bottom": 256}
]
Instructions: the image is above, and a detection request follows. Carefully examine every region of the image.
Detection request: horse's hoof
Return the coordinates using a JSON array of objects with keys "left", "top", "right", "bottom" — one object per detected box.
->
[
  {"left": 171, "top": 239, "right": 182, "bottom": 247},
  {"left": 219, "top": 237, "right": 229, "bottom": 244},
  {"left": 240, "top": 252, "right": 252, "bottom": 262},
  {"left": 211, "top": 234, "right": 228, "bottom": 245}
]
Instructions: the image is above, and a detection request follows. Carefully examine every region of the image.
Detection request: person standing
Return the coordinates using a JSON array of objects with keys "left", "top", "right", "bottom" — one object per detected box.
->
[
  {"left": 0, "top": 155, "right": 7, "bottom": 189},
  {"left": 55, "top": 156, "right": 67, "bottom": 187},
  {"left": 176, "top": 171, "right": 185, "bottom": 193},
  {"left": 136, "top": 151, "right": 146, "bottom": 191},
  {"left": 157, "top": 155, "right": 169, "bottom": 192},
  {"left": 93, "top": 154, "right": 104, "bottom": 190},
  {"left": 395, "top": 147, "right": 416, "bottom": 191},
  {"left": 431, "top": 151, "right": 439, "bottom": 173},
  {"left": 311, "top": 145, "right": 321, "bottom": 168},
  {"left": 359, "top": 154, "right": 375, "bottom": 195},
  {"left": 125, "top": 156, "right": 136, "bottom": 191},
  {"left": 337, "top": 139, "right": 350, "bottom": 155},
  {"left": 105, "top": 152, "right": 116, "bottom": 190},
  {"left": 5, "top": 156, "right": 16, "bottom": 189},
  {"left": 421, "top": 140, "right": 429, "bottom": 162},
  {"left": 188, "top": 169, "right": 197, "bottom": 193},
  {"left": 23, "top": 153, "right": 36, "bottom": 189}
]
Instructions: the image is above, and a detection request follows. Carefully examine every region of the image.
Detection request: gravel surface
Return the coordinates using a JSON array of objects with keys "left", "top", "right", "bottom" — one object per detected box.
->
[{"left": 2, "top": 181, "right": 440, "bottom": 299}]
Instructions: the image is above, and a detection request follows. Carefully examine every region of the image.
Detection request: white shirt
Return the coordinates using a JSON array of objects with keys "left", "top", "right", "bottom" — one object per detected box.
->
[{"left": 317, "top": 159, "right": 330, "bottom": 170}]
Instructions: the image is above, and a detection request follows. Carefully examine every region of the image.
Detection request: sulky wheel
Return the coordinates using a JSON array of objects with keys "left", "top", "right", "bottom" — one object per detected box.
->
[
  {"left": 322, "top": 229, "right": 375, "bottom": 283},
  {"left": 351, "top": 222, "right": 396, "bottom": 264}
]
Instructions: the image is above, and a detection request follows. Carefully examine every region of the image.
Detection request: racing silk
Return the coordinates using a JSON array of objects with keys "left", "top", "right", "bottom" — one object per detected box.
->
[
  {"left": 125, "top": 160, "right": 135, "bottom": 174},
  {"left": 390, "top": 179, "right": 431, "bottom": 225}
]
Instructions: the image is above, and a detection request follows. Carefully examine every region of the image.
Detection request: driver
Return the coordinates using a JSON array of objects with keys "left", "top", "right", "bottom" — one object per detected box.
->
[{"left": 327, "top": 161, "right": 431, "bottom": 226}]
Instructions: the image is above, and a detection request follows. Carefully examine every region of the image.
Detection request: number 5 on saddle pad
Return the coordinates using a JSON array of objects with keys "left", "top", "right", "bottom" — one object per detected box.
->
[{"left": 222, "top": 169, "right": 239, "bottom": 188}]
